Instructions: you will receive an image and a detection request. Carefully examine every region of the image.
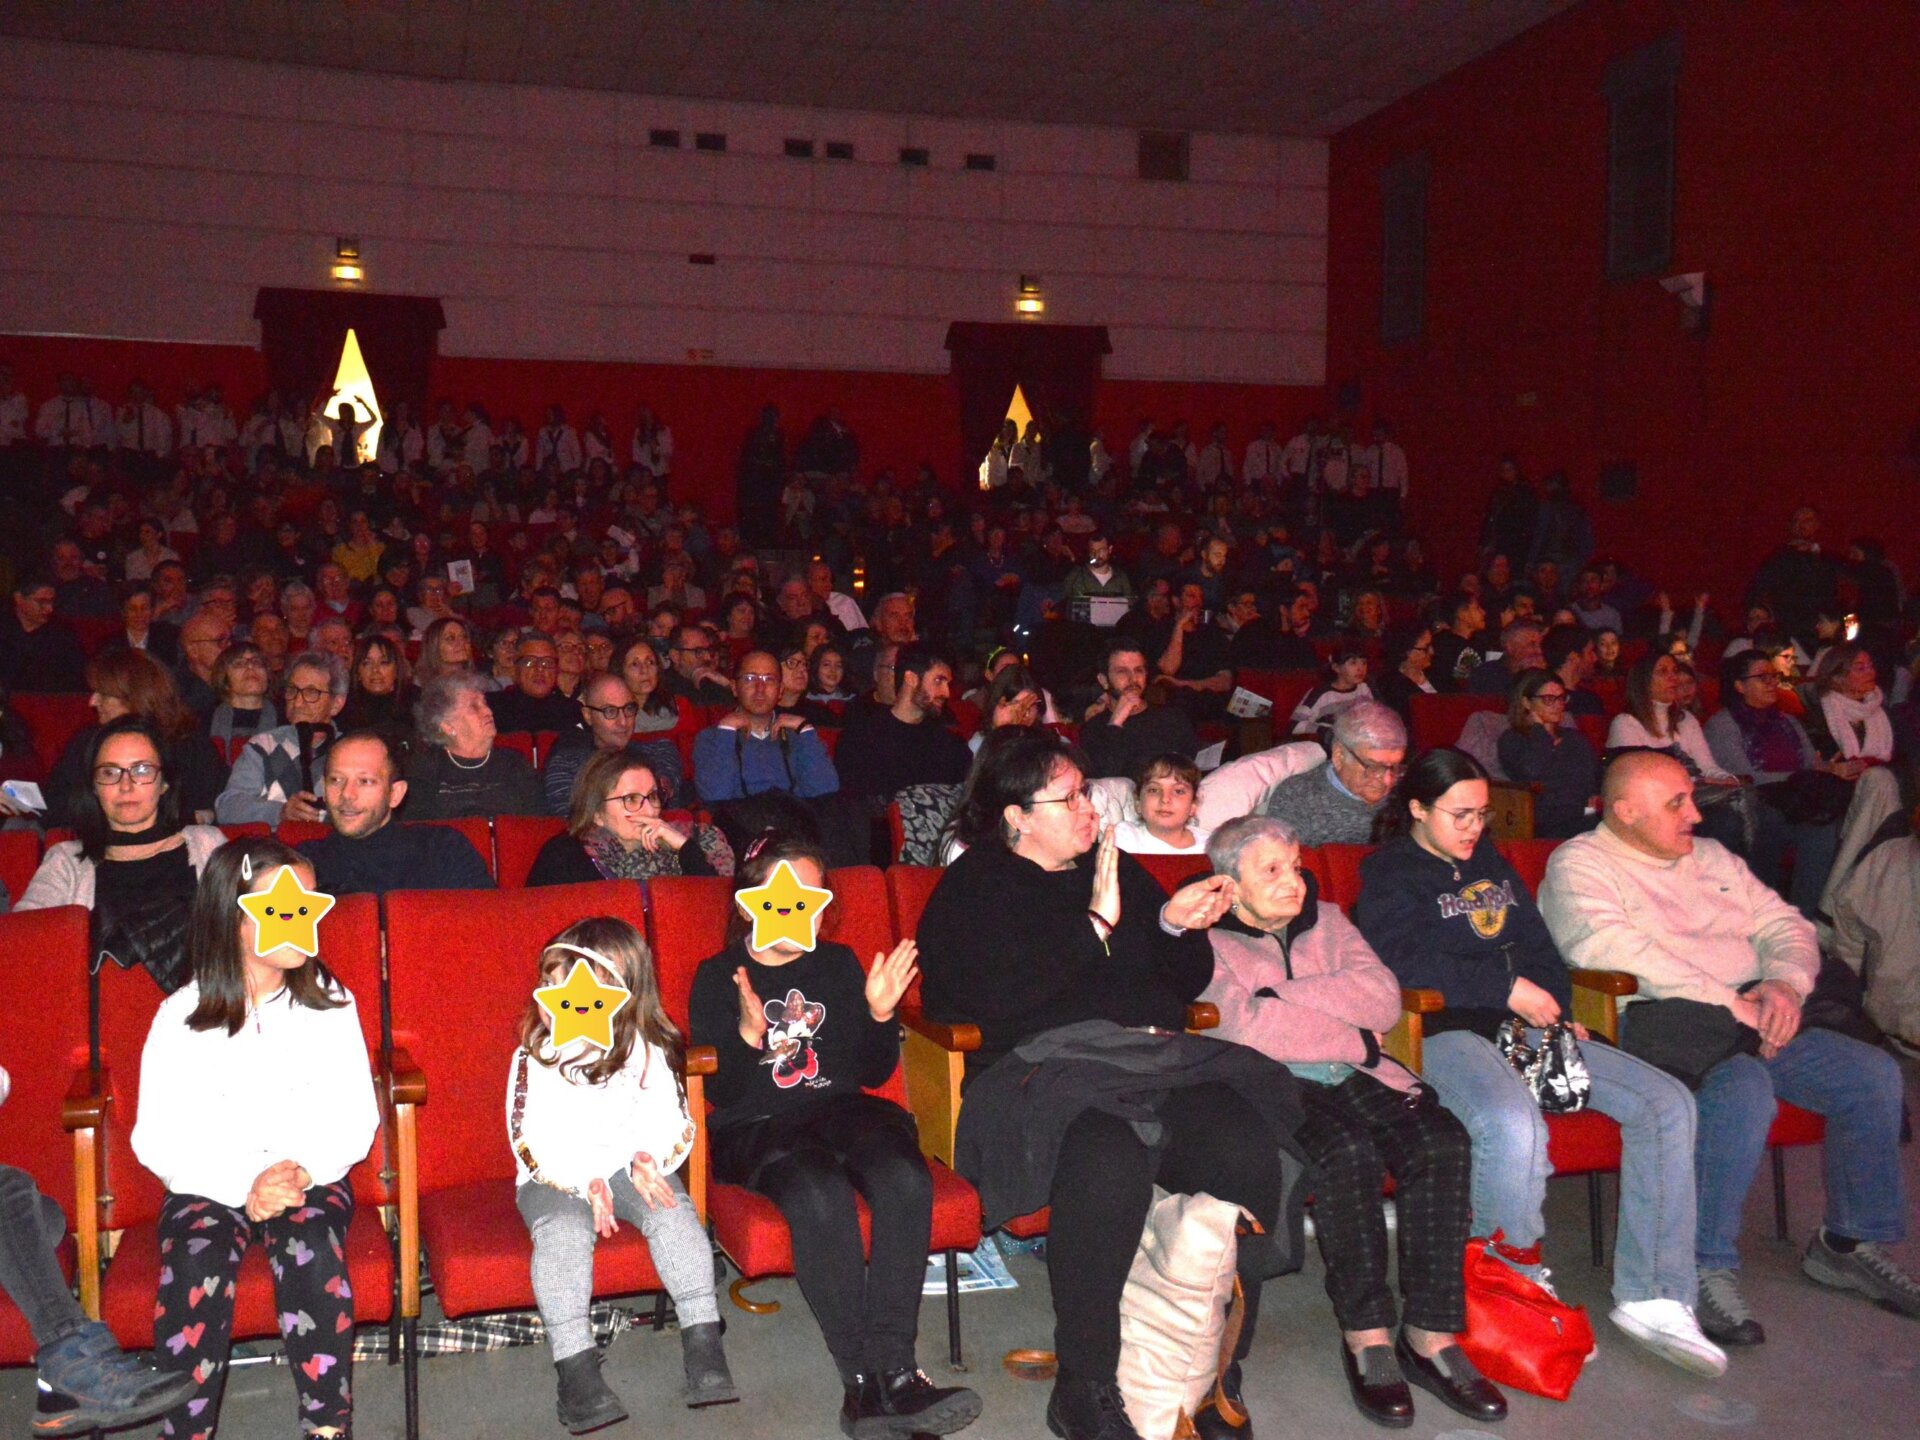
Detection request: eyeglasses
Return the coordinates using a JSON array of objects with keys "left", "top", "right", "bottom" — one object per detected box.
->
[
  {"left": 517, "top": 657, "right": 558, "bottom": 671},
  {"left": 1533, "top": 691, "right": 1569, "bottom": 705},
  {"left": 1340, "top": 748, "right": 1406, "bottom": 779},
  {"left": 1739, "top": 671, "right": 1781, "bottom": 686},
  {"left": 285, "top": 683, "right": 332, "bottom": 704},
  {"left": 605, "top": 789, "right": 661, "bottom": 811},
  {"left": 1434, "top": 806, "right": 1495, "bottom": 827},
  {"left": 94, "top": 761, "right": 161, "bottom": 788},
  {"left": 675, "top": 643, "right": 714, "bottom": 657},
  {"left": 583, "top": 701, "right": 639, "bottom": 720},
  {"left": 1027, "top": 783, "right": 1095, "bottom": 810},
  {"left": 738, "top": 672, "right": 778, "bottom": 685}
]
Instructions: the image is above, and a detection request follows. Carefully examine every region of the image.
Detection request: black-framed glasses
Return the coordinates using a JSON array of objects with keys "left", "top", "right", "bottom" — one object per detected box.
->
[
  {"left": 1027, "top": 783, "right": 1094, "bottom": 810},
  {"left": 94, "top": 761, "right": 161, "bottom": 787},
  {"left": 1340, "top": 747, "right": 1406, "bottom": 779},
  {"left": 285, "top": 683, "right": 332, "bottom": 704},
  {"left": 605, "top": 789, "right": 661, "bottom": 811},
  {"left": 1533, "top": 691, "right": 1569, "bottom": 705},
  {"left": 583, "top": 702, "right": 640, "bottom": 721}
]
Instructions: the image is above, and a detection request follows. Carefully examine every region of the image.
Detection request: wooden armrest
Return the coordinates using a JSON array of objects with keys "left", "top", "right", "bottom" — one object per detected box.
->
[
  {"left": 1399, "top": 987, "right": 1445, "bottom": 1015},
  {"left": 685, "top": 1044, "right": 717, "bottom": 1077},
  {"left": 900, "top": 1006, "right": 982, "bottom": 1053},
  {"left": 1184, "top": 1002, "right": 1219, "bottom": 1031},
  {"left": 386, "top": 1047, "right": 426, "bottom": 1107},
  {"left": 63, "top": 1068, "right": 107, "bottom": 1131},
  {"left": 1569, "top": 968, "right": 1639, "bottom": 997}
]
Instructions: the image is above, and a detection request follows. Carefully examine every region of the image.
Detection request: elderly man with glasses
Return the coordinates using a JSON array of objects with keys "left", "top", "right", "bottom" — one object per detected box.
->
[
  {"left": 1262, "top": 701, "right": 1409, "bottom": 845},
  {"left": 665, "top": 622, "right": 735, "bottom": 707},
  {"left": 214, "top": 651, "right": 346, "bottom": 825},
  {"left": 487, "top": 629, "right": 583, "bottom": 734}
]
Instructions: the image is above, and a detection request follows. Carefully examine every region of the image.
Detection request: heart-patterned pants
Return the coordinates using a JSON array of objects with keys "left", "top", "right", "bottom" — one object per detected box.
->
[{"left": 151, "top": 1181, "right": 355, "bottom": 1439}]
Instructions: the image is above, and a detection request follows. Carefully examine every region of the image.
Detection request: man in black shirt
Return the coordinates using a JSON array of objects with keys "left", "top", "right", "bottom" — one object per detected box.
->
[
  {"left": 487, "top": 631, "right": 584, "bottom": 734},
  {"left": 836, "top": 647, "right": 972, "bottom": 804},
  {"left": 1230, "top": 586, "right": 1322, "bottom": 672},
  {"left": 0, "top": 572, "right": 87, "bottom": 692},
  {"left": 1152, "top": 583, "right": 1234, "bottom": 721},
  {"left": 299, "top": 733, "right": 494, "bottom": 897},
  {"left": 1079, "top": 638, "right": 1199, "bottom": 779},
  {"left": 664, "top": 623, "right": 735, "bottom": 708}
]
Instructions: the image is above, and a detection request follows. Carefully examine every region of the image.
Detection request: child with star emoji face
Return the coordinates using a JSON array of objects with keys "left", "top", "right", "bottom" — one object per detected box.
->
[
  {"left": 509, "top": 917, "right": 737, "bottom": 1422},
  {"left": 688, "top": 833, "right": 981, "bottom": 1438},
  {"left": 129, "top": 837, "right": 376, "bottom": 1440}
]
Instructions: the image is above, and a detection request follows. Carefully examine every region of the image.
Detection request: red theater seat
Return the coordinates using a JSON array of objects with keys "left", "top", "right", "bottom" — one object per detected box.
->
[{"left": 494, "top": 813, "right": 567, "bottom": 888}]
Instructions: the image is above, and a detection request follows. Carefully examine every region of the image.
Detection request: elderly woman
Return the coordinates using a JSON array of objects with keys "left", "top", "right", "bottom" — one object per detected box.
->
[
  {"left": 18, "top": 717, "right": 224, "bottom": 992},
  {"left": 526, "top": 751, "right": 730, "bottom": 886},
  {"left": 915, "top": 730, "right": 1299, "bottom": 1440},
  {"left": 47, "top": 649, "right": 227, "bottom": 828},
  {"left": 1202, "top": 815, "right": 1500, "bottom": 1427},
  {"left": 401, "top": 670, "right": 544, "bottom": 820},
  {"left": 204, "top": 641, "right": 279, "bottom": 749}
]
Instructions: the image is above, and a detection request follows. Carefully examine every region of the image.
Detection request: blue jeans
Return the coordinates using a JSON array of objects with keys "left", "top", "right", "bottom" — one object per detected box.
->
[
  {"left": 1694, "top": 1026, "right": 1907, "bottom": 1270},
  {"left": 1424, "top": 1029, "right": 1699, "bottom": 1305}
]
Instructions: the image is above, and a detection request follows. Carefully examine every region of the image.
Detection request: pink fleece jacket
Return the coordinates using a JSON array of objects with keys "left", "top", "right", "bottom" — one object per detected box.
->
[{"left": 1203, "top": 904, "right": 1418, "bottom": 1095}]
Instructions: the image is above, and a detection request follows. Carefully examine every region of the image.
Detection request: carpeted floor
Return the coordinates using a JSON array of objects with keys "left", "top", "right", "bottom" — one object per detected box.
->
[{"left": 6, "top": 1055, "right": 1916, "bottom": 1439}]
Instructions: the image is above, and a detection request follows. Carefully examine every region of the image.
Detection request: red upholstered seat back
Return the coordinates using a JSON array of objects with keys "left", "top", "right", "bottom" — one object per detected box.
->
[
  {"left": 1496, "top": 838, "right": 1561, "bottom": 898},
  {"left": 1409, "top": 691, "right": 1504, "bottom": 751},
  {"left": 1135, "top": 852, "right": 1213, "bottom": 895},
  {"left": 887, "top": 865, "right": 942, "bottom": 941},
  {"left": 385, "top": 881, "right": 646, "bottom": 1194},
  {"left": 495, "top": 814, "right": 567, "bottom": 888},
  {"left": 12, "top": 693, "right": 95, "bottom": 768},
  {"left": 1314, "top": 844, "right": 1370, "bottom": 912},
  {"left": 0, "top": 829, "right": 41, "bottom": 906},
  {"left": 0, "top": 907, "right": 92, "bottom": 1208},
  {"left": 318, "top": 895, "right": 393, "bottom": 1203},
  {"left": 1236, "top": 671, "right": 1319, "bottom": 721},
  {"left": 496, "top": 731, "right": 535, "bottom": 764},
  {"left": 431, "top": 816, "right": 497, "bottom": 878}
]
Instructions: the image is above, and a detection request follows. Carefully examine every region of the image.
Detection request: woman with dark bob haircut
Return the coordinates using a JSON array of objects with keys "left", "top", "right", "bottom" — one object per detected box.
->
[
  {"left": 917, "top": 728, "right": 1304, "bottom": 1440},
  {"left": 130, "top": 835, "right": 377, "bottom": 1440},
  {"left": 16, "top": 716, "right": 225, "bottom": 991}
]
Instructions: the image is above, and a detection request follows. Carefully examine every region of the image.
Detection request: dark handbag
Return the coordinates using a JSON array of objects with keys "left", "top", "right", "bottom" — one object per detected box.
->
[
  {"left": 91, "top": 890, "right": 193, "bottom": 995},
  {"left": 1496, "top": 1019, "right": 1591, "bottom": 1113},
  {"left": 1757, "top": 770, "right": 1854, "bottom": 827},
  {"left": 1619, "top": 996, "right": 1761, "bottom": 1089}
]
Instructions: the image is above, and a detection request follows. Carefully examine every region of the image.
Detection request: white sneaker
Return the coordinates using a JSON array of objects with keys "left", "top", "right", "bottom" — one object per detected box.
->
[{"left": 1609, "top": 1299, "right": 1728, "bottom": 1378}]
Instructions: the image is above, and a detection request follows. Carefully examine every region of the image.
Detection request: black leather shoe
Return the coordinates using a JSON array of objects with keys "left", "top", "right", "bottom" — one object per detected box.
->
[
  {"left": 1395, "top": 1335, "right": 1507, "bottom": 1422},
  {"left": 867, "top": 1367, "right": 982, "bottom": 1436},
  {"left": 1192, "top": 1360, "right": 1252, "bottom": 1438},
  {"left": 838, "top": 1374, "right": 871, "bottom": 1439},
  {"left": 1046, "top": 1377, "right": 1145, "bottom": 1440},
  {"left": 1341, "top": 1343, "right": 1413, "bottom": 1429}
]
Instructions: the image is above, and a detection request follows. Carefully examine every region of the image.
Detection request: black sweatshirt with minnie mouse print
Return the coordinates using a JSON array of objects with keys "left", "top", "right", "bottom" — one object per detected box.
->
[{"left": 689, "top": 939, "right": 900, "bottom": 1132}]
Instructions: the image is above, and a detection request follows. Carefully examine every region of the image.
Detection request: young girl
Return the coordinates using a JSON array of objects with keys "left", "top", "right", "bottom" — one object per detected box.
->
[
  {"left": 510, "top": 917, "right": 735, "bottom": 1433},
  {"left": 1291, "top": 639, "right": 1375, "bottom": 737},
  {"left": 688, "top": 835, "right": 980, "bottom": 1439},
  {"left": 131, "top": 837, "right": 378, "bottom": 1440},
  {"left": 1115, "top": 752, "right": 1211, "bottom": 854}
]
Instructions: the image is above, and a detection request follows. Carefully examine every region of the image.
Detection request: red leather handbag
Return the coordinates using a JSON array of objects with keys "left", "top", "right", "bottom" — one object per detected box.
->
[{"left": 1457, "top": 1234, "right": 1595, "bottom": 1401}]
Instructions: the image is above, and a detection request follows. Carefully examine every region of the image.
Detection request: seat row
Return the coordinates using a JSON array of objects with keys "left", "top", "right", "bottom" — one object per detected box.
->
[{"left": 0, "top": 843, "right": 1820, "bottom": 1439}]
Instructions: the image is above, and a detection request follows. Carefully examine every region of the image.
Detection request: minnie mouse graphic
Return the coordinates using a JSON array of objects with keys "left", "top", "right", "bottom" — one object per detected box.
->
[{"left": 760, "top": 987, "right": 826, "bottom": 1089}]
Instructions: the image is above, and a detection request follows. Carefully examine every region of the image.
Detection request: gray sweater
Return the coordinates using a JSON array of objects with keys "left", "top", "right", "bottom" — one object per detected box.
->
[{"left": 1261, "top": 765, "right": 1381, "bottom": 846}]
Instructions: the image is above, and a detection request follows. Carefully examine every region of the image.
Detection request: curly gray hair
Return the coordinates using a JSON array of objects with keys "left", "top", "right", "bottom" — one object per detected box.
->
[
  {"left": 1207, "top": 814, "right": 1301, "bottom": 880},
  {"left": 414, "top": 670, "right": 491, "bottom": 749}
]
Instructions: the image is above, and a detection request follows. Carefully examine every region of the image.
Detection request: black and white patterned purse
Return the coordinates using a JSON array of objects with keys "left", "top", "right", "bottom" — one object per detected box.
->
[{"left": 1497, "top": 1019, "right": 1592, "bottom": 1114}]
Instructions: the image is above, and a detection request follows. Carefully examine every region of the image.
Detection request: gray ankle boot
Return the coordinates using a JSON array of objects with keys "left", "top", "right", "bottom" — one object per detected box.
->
[
  {"left": 680, "top": 1321, "right": 739, "bottom": 1408},
  {"left": 554, "top": 1349, "right": 627, "bottom": 1434}
]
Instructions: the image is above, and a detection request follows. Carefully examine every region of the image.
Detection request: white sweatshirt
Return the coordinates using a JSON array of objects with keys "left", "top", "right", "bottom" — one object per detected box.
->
[
  {"left": 507, "top": 1039, "right": 694, "bottom": 1196},
  {"left": 1605, "top": 705, "right": 1732, "bottom": 780},
  {"left": 132, "top": 981, "right": 379, "bottom": 1209},
  {"left": 1539, "top": 824, "right": 1818, "bottom": 1012}
]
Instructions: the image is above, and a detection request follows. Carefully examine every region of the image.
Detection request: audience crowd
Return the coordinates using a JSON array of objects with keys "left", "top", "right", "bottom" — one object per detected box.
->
[{"left": 1, "top": 377, "right": 1916, "bottom": 1440}]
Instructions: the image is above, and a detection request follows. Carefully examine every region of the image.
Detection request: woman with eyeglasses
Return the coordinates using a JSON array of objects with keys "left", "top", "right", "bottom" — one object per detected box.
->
[
  {"left": 1497, "top": 668, "right": 1599, "bottom": 838},
  {"left": 1353, "top": 749, "right": 1723, "bottom": 1376},
  {"left": 615, "top": 636, "right": 693, "bottom": 806},
  {"left": 45, "top": 649, "right": 227, "bottom": 829},
  {"left": 1371, "top": 620, "right": 1440, "bottom": 729},
  {"left": 916, "top": 730, "right": 1299, "bottom": 1440},
  {"left": 526, "top": 752, "right": 730, "bottom": 887},
  {"left": 17, "top": 716, "right": 225, "bottom": 993}
]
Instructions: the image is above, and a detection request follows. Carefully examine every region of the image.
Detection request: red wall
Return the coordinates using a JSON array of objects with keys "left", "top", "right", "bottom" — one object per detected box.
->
[
  {"left": 1327, "top": 0, "right": 1920, "bottom": 603},
  {"left": 3, "top": 331, "right": 1320, "bottom": 520}
]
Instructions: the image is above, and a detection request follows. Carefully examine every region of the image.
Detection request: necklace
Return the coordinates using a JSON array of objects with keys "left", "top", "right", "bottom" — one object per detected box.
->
[{"left": 446, "top": 749, "right": 491, "bottom": 770}]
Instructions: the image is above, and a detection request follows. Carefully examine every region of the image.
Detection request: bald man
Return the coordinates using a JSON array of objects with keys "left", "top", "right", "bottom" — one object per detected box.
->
[{"left": 1540, "top": 751, "right": 1917, "bottom": 1343}]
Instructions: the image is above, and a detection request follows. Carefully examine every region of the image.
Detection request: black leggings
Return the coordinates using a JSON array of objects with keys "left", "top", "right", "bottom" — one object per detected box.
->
[
  {"left": 712, "top": 1093, "right": 933, "bottom": 1383},
  {"left": 1046, "top": 1083, "right": 1284, "bottom": 1382}
]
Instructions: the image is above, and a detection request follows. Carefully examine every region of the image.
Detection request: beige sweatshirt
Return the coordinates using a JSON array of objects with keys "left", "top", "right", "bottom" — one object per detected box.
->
[{"left": 1539, "top": 824, "right": 1817, "bottom": 1012}]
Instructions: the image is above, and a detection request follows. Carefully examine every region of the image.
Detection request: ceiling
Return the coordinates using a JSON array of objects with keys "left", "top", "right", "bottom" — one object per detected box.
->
[{"left": 0, "top": 0, "right": 1577, "bottom": 137}]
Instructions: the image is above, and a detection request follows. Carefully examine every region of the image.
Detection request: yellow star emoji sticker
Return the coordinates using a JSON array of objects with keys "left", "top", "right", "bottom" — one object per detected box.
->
[
  {"left": 534, "top": 959, "right": 633, "bottom": 1051},
  {"left": 236, "top": 865, "right": 336, "bottom": 959},
  {"left": 735, "top": 859, "right": 834, "bottom": 952}
]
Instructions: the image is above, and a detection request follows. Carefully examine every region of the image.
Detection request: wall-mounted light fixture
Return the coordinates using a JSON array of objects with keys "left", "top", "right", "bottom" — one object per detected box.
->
[
  {"left": 1015, "top": 274, "right": 1044, "bottom": 317},
  {"left": 332, "top": 238, "right": 363, "bottom": 284}
]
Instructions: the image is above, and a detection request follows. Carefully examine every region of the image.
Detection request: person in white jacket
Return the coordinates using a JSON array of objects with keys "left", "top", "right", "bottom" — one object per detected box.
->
[
  {"left": 1540, "top": 751, "right": 1920, "bottom": 1347},
  {"left": 130, "top": 838, "right": 377, "bottom": 1440},
  {"left": 509, "top": 918, "right": 735, "bottom": 1431}
]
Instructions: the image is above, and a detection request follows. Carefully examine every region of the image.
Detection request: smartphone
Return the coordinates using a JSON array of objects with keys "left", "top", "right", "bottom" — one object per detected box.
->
[{"left": 1844, "top": 614, "right": 1860, "bottom": 641}]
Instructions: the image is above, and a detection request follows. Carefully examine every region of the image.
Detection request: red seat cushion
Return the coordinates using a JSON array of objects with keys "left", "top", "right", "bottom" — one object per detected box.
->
[
  {"left": 1544, "top": 1110, "right": 1624, "bottom": 1177},
  {"left": 1000, "top": 1207, "right": 1050, "bottom": 1240},
  {"left": 100, "top": 1205, "right": 394, "bottom": 1350},
  {"left": 709, "top": 1159, "right": 981, "bottom": 1280},
  {"left": 1769, "top": 1101, "right": 1826, "bottom": 1147},
  {"left": 420, "top": 1177, "right": 667, "bottom": 1319}
]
